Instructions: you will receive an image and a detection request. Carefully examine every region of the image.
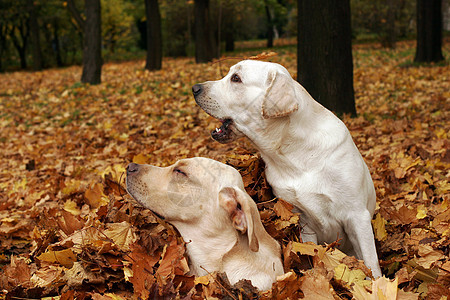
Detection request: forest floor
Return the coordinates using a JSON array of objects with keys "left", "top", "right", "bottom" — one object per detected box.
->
[{"left": 0, "top": 39, "right": 449, "bottom": 299}]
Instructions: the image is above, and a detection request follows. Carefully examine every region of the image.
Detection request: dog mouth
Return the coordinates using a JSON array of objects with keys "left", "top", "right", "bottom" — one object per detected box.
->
[
  {"left": 128, "top": 193, "right": 166, "bottom": 220},
  {"left": 211, "top": 119, "right": 237, "bottom": 144},
  {"left": 126, "top": 182, "right": 166, "bottom": 220}
]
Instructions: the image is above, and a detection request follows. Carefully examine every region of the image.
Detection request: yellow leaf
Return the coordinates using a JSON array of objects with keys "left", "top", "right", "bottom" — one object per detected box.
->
[
  {"left": 102, "top": 120, "right": 113, "bottom": 130},
  {"left": 37, "top": 249, "right": 77, "bottom": 268},
  {"left": 372, "top": 213, "right": 387, "bottom": 241},
  {"left": 118, "top": 133, "right": 129, "bottom": 141},
  {"left": 100, "top": 164, "right": 126, "bottom": 181},
  {"left": 291, "top": 242, "right": 325, "bottom": 258},
  {"left": 352, "top": 281, "right": 373, "bottom": 300},
  {"left": 194, "top": 274, "right": 210, "bottom": 285},
  {"left": 416, "top": 205, "right": 427, "bottom": 219},
  {"left": 10, "top": 178, "right": 27, "bottom": 195},
  {"left": 322, "top": 248, "right": 347, "bottom": 270},
  {"left": 61, "top": 179, "right": 82, "bottom": 195},
  {"left": 434, "top": 128, "right": 447, "bottom": 139},
  {"left": 132, "top": 153, "right": 149, "bottom": 164},
  {"left": 372, "top": 276, "right": 398, "bottom": 300},
  {"left": 104, "top": 293, "right": 126, "bottom": 300},
  {"left": 64, "top": 199, "right": 81, "bottom": 216},
  {"left": 123, "top": 266, "right": 133, "bottom": 282},
  {"left": 334, "top": 263, "right": 369, "bottom": 286}
]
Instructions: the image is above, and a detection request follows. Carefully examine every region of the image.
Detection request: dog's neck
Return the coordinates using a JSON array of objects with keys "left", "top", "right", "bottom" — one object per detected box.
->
[
  {"left": 173, "top": 220, "right": 237, "bottom": 276},
  {"left": 171, "top": 220, "right": 282, "bottom": 291},
  {"left": 253, "top": 86, "right": 350, "bottom": 176}
]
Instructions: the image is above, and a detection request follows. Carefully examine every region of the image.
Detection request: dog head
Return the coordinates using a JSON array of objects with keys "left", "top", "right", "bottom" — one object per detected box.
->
[
  {"left": 126, "top": 157, "right": 262, "bottom": 252},
  {"left": 192, "top": 60, "right": 299, "bottom": 144}
]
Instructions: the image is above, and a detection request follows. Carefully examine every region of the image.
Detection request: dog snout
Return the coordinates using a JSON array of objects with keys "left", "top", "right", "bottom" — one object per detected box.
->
[
  {"left": 127, "top": 163, "right": 140, "bottom": 175},
  {"left": 192, "top": 84, "right": 202, "bottom": 96}
]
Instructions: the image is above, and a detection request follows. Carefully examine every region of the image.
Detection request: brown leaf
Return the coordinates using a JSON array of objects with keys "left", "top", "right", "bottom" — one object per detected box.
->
[
  {"left": 426, "top": 283, "right": 450, "bottom": 300},
  {"left": 1, "top": 256, "right": 35, "bottom": 289},
  {"left": 247, "top": 51, "right": 277, "bottom": 60},
  {"left": 157, "top": 239, "right": 189, "bottom": 277},
  {"left": 299, "top": 268, "right": 335, "bottom": 299},
  {"left": 64, "top": 262, "right": 104, "bottom": 287},
  {"left": 30, "top": 266, "right": 64, "bottom": 288},
  {"left": 104, "top": 221, "right": 137, "bottom": 251},
  {"left": 126, "top": 242, "right": 160, "bottom": 299},
  {"left": 273, "top": 199, "right": 294, "bottom": 221},
  {"left": 262, "top": 271, "right": 301, "bottom": 300},
  {"left": 395, "top": 205, "right": 418, "bottom": 225},
  {"left": 84, "top": 183, "right": 107, "bottom": 209},
  {"left": 57, "top": 210, "right": 85, "bottom": 235},
  {"left": 416, "top": 245, "right": 445, "bottom": 269}
]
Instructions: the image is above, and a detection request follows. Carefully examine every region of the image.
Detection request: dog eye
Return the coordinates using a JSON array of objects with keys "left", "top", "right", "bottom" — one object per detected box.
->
[
  {"left": 230, "top": 73, "right": 241, "bottom": 83},
  {"left": 173, "top": 168, "right": 187, "bottom": 177}
]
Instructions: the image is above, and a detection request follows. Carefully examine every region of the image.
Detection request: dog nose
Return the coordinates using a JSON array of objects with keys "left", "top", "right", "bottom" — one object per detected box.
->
[
  {"left": 127, "top": 163, "right": 140, "bottom": 175},
  {"left": 192, "top": 84, "right": 202, "bottom": 96}
]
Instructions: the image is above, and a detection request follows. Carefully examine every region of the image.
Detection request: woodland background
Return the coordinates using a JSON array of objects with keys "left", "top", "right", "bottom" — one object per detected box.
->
[{"left": 0, "top": 0, "right": 449, "bottom": 299}]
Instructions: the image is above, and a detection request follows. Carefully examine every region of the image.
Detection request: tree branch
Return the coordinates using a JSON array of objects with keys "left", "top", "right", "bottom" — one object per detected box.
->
[{"left": 66, "top": 0, "right": 85, "bottom": 30}]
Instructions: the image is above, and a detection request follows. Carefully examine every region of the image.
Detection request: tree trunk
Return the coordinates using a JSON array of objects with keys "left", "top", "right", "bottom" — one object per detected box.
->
[
  {"left": 53, "top": 19, "right": 63, "bottom": 67},
  {"left": 382, "top": 0, "right": 397, "bottom": 48},
  {"left": 0, "top": 24, "right": 8, "bottom": 72},
  {"left": 297, "top": 0, "right": 356, "bottom": 117},
  {"left": 265, "top": 2, "right": 274, "bottom": 48},
  {"left": 145, "top": 0, "right": 162, "bottom": 70},
  {"left": 81, "top": 0, "right": 102, "bottom": 84},
  {"left": 414, "top": 0, "right": 444, "bottom": 63},
  {"left": 224, "top": 30, "right": 234, "bottom": 52},
  {"left": 10, "top": 20, "right": 29, "bottom": 69},
  {"left": 194, "top": 0, "right": 217, "bottom": 63},
  {"left": 67, "top": 0, "right": 85, "bottom": 30},
  {"left": 222, "top": 4, "right": 235, "bottom": 52},
  {"left": 28, "top": 0, "right": 43, "bottom": 70}
]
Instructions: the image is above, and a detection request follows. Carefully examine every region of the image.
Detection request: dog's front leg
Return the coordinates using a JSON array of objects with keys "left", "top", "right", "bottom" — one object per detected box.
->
[
  {"left": 346, "top": 211, "right": 382, "bottom": 278},
  {"left": 299, "top": 219, "right": 318, "bottom": 244}
]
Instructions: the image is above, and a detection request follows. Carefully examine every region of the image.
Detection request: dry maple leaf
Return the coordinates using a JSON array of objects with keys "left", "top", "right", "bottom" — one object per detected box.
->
[{"left": 247, "top": 51, "right": 278, "bottom": 60}]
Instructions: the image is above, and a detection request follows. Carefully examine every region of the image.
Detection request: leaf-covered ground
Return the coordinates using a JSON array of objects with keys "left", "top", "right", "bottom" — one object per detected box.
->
[{"left": 0, "top": 40, "right": 449, "bottom": 299}]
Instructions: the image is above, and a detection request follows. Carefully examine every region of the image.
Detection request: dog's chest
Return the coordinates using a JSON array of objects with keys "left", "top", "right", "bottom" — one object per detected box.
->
[{"left": 265, "top": 166, "right": 345, "bottom": 237}]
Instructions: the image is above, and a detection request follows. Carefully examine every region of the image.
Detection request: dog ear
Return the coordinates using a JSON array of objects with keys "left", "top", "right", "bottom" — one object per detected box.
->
[
  {"left": 219, "top": 187, "right": 259, "bottom": 252},
  {"left": 262, "top": 70, "right": 299, "bottom": 119}
]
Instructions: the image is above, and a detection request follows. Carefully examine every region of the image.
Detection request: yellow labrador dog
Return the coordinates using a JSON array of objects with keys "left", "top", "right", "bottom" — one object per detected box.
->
[
  {"left": 126, "top": 157, "right": 284, "bottom": 290},
  {"left": 192, "top": 60, "right": 382, "bottom": 278}
]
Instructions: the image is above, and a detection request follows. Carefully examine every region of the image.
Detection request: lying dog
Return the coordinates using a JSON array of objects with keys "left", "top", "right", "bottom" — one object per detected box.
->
[
  {"left": 126, "top": 157, "right": 284, "bottom": 290},
  {"left": 192, "top": 60, "right": 382, "bottom": 278}
]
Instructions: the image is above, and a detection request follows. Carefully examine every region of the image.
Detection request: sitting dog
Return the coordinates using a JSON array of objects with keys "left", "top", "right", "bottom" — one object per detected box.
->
[
  {"left": 192, "top": 60, "right": 382, "bottom": 278},
  {"left": 126, "top": 157, "right": 284, "bottom": 290}
]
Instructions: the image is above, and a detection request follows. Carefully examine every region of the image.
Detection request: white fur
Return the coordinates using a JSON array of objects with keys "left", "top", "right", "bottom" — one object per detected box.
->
[
  {"left": 193, "top": 60, "right": 382, "bottom": 278},
  {"left": 126, "top": 157, "right": 284, "bottom": 290}
]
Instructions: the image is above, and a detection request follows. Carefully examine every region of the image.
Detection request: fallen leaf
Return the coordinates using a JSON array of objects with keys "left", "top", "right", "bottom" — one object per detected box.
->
[
  {"left": 104, "top": 221, "right": 137, "bottom": 251},
  {"left": 85, "top": 183, "right": 108, "bottom": 209},
  {"left": 37, "top": 249, "right": 77, "bottom": 268},
  {"left": 372, "top": 213, "right": 388, "bottom": 241}
]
